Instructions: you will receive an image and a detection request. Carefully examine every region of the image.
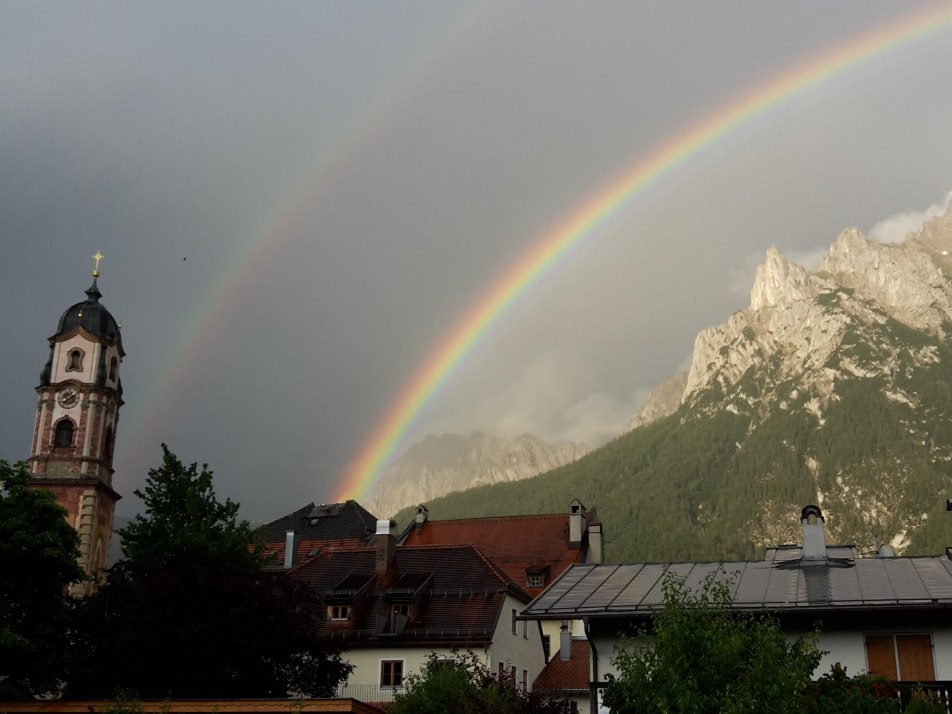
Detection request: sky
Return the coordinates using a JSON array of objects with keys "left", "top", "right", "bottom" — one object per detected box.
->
[{"left": 2, "top": 1, "right": 951, "bottom": 523}]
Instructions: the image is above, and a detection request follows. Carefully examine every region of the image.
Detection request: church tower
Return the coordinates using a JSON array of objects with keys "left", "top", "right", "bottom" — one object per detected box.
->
[{"left": 29, "top": 253, "right": 124, "bottom": 595}]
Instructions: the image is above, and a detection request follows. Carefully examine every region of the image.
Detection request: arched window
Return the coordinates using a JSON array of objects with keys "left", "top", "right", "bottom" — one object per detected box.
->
[
  {"left": 109, "top": 356, "right": 118, "bottom": 381},
  {"left": 54, "top": 419, "right": 74, "bottom": 447},
  {"left": 66, "top": 348, "right": 84, "bottom": 372}
]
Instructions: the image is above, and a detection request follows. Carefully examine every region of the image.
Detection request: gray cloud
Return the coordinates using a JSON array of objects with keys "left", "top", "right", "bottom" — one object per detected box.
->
[{"left": 2, "top": 1, "right": 951, "bottom": 522}]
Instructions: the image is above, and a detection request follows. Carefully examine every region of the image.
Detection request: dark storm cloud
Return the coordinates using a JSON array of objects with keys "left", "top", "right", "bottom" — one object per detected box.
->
[{"left": 2, "top": 1, "right": 950, "bottom": 521}]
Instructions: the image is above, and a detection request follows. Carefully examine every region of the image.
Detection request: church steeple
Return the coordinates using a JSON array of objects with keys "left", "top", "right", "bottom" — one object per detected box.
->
[{"left": 28, "top": 253, "right": 125, "bottom": 595}]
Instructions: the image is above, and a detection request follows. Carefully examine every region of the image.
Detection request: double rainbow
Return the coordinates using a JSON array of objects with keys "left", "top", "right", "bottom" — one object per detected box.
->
[{"left": 334, "top": 4, "right": 952, "bottom": 502}]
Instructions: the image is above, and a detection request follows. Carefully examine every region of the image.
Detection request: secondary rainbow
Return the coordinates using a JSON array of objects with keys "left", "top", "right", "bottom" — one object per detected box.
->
[
  {"left": 116, "top": 4, "right": 500, "bottom": 474},
  {"left": 335, "top": 4, "right": 952, "bottom": 502}
]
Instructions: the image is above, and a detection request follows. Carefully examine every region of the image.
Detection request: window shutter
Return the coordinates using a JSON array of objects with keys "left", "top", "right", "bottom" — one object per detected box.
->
[
  {"left": 865, "top": 635, "right": 898, "bottom": 680},
  {"left": 897, "top": 635, "right": 935, "bottom": 681}
]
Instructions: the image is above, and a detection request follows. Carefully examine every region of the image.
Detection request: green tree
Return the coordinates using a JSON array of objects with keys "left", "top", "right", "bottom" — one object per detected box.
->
[
  {"left": 0, "top": 459, "right": 83, "bottom": 696},
  {"left": 388, "top": 650, "right": 574, "bottom": 714},
  {"left": 63, "top": 445, "right": 351, "bottom": 699},
  {"left": 803, "top": 663, "right": 900, "bottom": 714},
  {"left": 602, "top": 571, "right": 822, "bottom": 714}
]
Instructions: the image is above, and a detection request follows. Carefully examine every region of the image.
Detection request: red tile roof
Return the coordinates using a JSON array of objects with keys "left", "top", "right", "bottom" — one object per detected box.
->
[
  {"left": 533, "top": 639, "right": 591, "bottom": 692},
  {"left": 400, "top": 513, "right": 586, "bottom": 596}
]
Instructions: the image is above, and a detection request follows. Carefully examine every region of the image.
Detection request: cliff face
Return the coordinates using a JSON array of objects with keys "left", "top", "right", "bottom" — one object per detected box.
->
[
  {"left": 364, "top": 432, "right": 590, "bottom": 518},
  {"left": 616, "top": 202, "right": 952, "bottom": 552},
  {"left": 632, "top": 203, "right": 952, "bottom": 429}
]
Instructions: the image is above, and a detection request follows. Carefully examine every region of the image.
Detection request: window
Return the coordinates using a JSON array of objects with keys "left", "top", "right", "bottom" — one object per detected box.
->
[
  {"left": 865, "top": 634, "right": 935, "bottom": 681},
  {"left": 527, "top": 574, "right": 546, "bottom": 588},
  {"left": 54, "top": 419, "right": 74, "bottom": 447},
  {"left": 380, "top": 660, "right": 403, "bottom": 688},
  {"left": 386, "top": 603, "right": 411, "bottom": 634},
  {"left": 66, "top": 348, "right": 84, "bottom": 372},
  {"left": 523, "top": 618, "right": 528, "bottom": 639},
  {"left": 109, "top": 356, "right": 118, "bottom": 381},
  {"left": 327, "top": 605, "right": 350, "bottom": 621},
  {"left": 542, "top": 634, "right": 551, "bottom": 661},
  {"left": 512, "top": 608, "right": 517, "bottom": 635},
  {"left": 522, "top": 668, "right": 528, "bottom": 691}
]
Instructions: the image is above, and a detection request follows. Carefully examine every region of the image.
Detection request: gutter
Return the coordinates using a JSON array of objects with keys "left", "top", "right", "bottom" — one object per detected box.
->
[{"left": 584, "top": 618, "right": 599, "bottom": 714}]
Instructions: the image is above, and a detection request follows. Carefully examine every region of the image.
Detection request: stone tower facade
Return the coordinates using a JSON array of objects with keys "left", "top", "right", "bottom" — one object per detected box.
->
[{"left": 29, "top": 257, "right": 124, "bottom": 595}]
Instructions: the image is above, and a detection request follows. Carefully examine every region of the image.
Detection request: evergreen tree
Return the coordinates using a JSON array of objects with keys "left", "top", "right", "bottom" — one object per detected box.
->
[{"left": 63, "top": 445, "right": 351, "bottom": 699}]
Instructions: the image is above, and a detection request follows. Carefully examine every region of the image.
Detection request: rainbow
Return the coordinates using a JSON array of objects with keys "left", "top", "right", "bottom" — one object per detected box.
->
[
  {"left": 116, "top": 4, "right": 500, "bottom": 475},
  {"left": 334, "top": 3, "right": 952, "bottom": 502}
]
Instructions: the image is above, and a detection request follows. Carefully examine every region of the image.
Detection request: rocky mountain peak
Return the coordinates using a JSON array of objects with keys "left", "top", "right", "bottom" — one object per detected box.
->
[
  {"left": 363, "top": 432, "right": 591, "bottom": 518},
  {"left": 638, "top": 201, "right": 952, "bottom": 428},
  {"left": 749, "top": 245, "right": 811, "bottom": 310}
]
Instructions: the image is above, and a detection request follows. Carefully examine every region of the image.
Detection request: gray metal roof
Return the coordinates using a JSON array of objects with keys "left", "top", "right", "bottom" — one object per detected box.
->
[{"left": 521, "top": 550, "right": 952, "bottom": 619}]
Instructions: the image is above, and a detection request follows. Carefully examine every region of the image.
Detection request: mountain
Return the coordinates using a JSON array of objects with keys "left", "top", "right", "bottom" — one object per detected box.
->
[
  {"left": 392, "top": 205, "right": 952, "bottom": 562},
  {"left": 364, "top": 432, "right": 591, "bottom": 518}
]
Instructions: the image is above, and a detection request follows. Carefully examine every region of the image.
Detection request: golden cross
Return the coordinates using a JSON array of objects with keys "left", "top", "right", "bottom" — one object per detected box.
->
[{"left": 92, "top": 251, "right": 104, "bottom": 277}]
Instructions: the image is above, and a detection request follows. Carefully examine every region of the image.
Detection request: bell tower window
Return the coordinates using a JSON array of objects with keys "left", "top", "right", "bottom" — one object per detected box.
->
[
  {"left": 109, "top": 356, "right": 118, "bottom": 381},
  {"left": 66, "top": 348, "right": 84, "bottom": 372},
  {"left": 54, "top": 419, "right": 75, "bottom": 447}
]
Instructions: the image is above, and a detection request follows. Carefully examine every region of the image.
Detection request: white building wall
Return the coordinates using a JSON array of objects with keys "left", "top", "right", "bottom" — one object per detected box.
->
[
  {"left": 594, "top": 624, "right": 952, "bottom": 685},
  {"left": 488, "top": 594, "right": 547, "bottom": 688}
]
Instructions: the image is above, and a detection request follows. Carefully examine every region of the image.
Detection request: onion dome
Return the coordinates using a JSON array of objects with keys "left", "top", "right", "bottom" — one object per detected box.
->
[{"left": 52, "top": 279, "right": 124, "bottom": 353}]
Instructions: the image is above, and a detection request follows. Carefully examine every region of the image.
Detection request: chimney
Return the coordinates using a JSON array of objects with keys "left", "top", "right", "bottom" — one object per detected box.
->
[
  {"left": 375, "top": 519, "right": 397, "bottom": 575},
  {"left": 800, "top": 505, "right": 827, "bottom": 560},
  {"left": 559, "top": 622, "right": 572, "bottom": 661},
  {"left": 283, "top": 530, "right": 299, "bottom": 569},
  {"left": 415, "top": 504, "right": 429, "bottom": 530},
  {"left": 568, "top": 499, "right": 585, "bottom": 548},
  {"left": 587, "top": 521, "right": 603, "bottom": 564}
]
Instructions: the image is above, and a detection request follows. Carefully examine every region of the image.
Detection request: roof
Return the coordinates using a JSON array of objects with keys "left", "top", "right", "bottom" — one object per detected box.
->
[
  {"left": 522, "top": 552, "right": 952, "bottom": 620},
  {"left": 255, "top": 501, "right": 378, "bottom": 568},
  {"left": 0, "top": 700, "right": 383, "bottom": 714},
  {"left": 532, "top": 639, "right": 591, "bottom": 693},
  {"left": 291, "top": 543, "right": 530, "bottom": 645},
  {"left": 53, "top": 280, "right": 124, "bottom": 352},
  {"left": 400, "top": 512, "right": 587, "bottom": 595}
]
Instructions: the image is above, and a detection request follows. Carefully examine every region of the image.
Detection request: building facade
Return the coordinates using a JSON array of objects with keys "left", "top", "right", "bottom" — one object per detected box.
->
[{"left": 27, "top": 260, "right": 124, "bottom": 595}]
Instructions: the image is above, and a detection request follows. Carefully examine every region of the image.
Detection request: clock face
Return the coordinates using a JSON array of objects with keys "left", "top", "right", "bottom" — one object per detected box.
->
[{"left": 57, "top": 388, "right": 80, "bottom": 409}]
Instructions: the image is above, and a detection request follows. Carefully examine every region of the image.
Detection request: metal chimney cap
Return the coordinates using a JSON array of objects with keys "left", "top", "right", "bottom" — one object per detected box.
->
[{"left": 375, "top": 519, "right": 395, "bottom": 535}]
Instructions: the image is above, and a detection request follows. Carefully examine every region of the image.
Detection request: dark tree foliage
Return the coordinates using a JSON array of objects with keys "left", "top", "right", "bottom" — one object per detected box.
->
[
  {"left": 602, "top": 572, "right": 821, "bottom": 714},
  {"left": 0, "top": 460, "right": 83, "bottom": 696},
  {"left": 388, "top": 650, "right": 575, "bottom": 714},
  {"left": 63, "top": 445, "right": 351, "bottom": 699}
]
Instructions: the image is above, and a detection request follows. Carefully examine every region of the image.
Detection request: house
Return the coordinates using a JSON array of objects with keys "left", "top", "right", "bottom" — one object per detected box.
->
[
  {"left": 521, "top": 506, "right": 952, "bottom": 713},
  {"left": 532, "top": 638, "right": 592, "bottom": 714},
  {"left": 289, "top": 520, "right": 547, "bottom": 704},
  {"left": 400, "top": 499, "right": 604, "bottom": 661},
  {"left": 256, "top": 501, "right": 378, "bottom": 569}
]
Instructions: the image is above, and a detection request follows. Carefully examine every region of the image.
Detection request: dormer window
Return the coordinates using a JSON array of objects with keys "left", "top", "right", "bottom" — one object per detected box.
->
[
  {"left": 54, "top": 419, "right": 74, "bottom": 447},
  {"left": 526, "top": 565, "right": 550, "bottom": 589},
  {"left": 66, "top": 348, "right": 84, "bottom": 372},
  {"left": 328, "top": 605, "right": 350, "bottom": 621}
]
